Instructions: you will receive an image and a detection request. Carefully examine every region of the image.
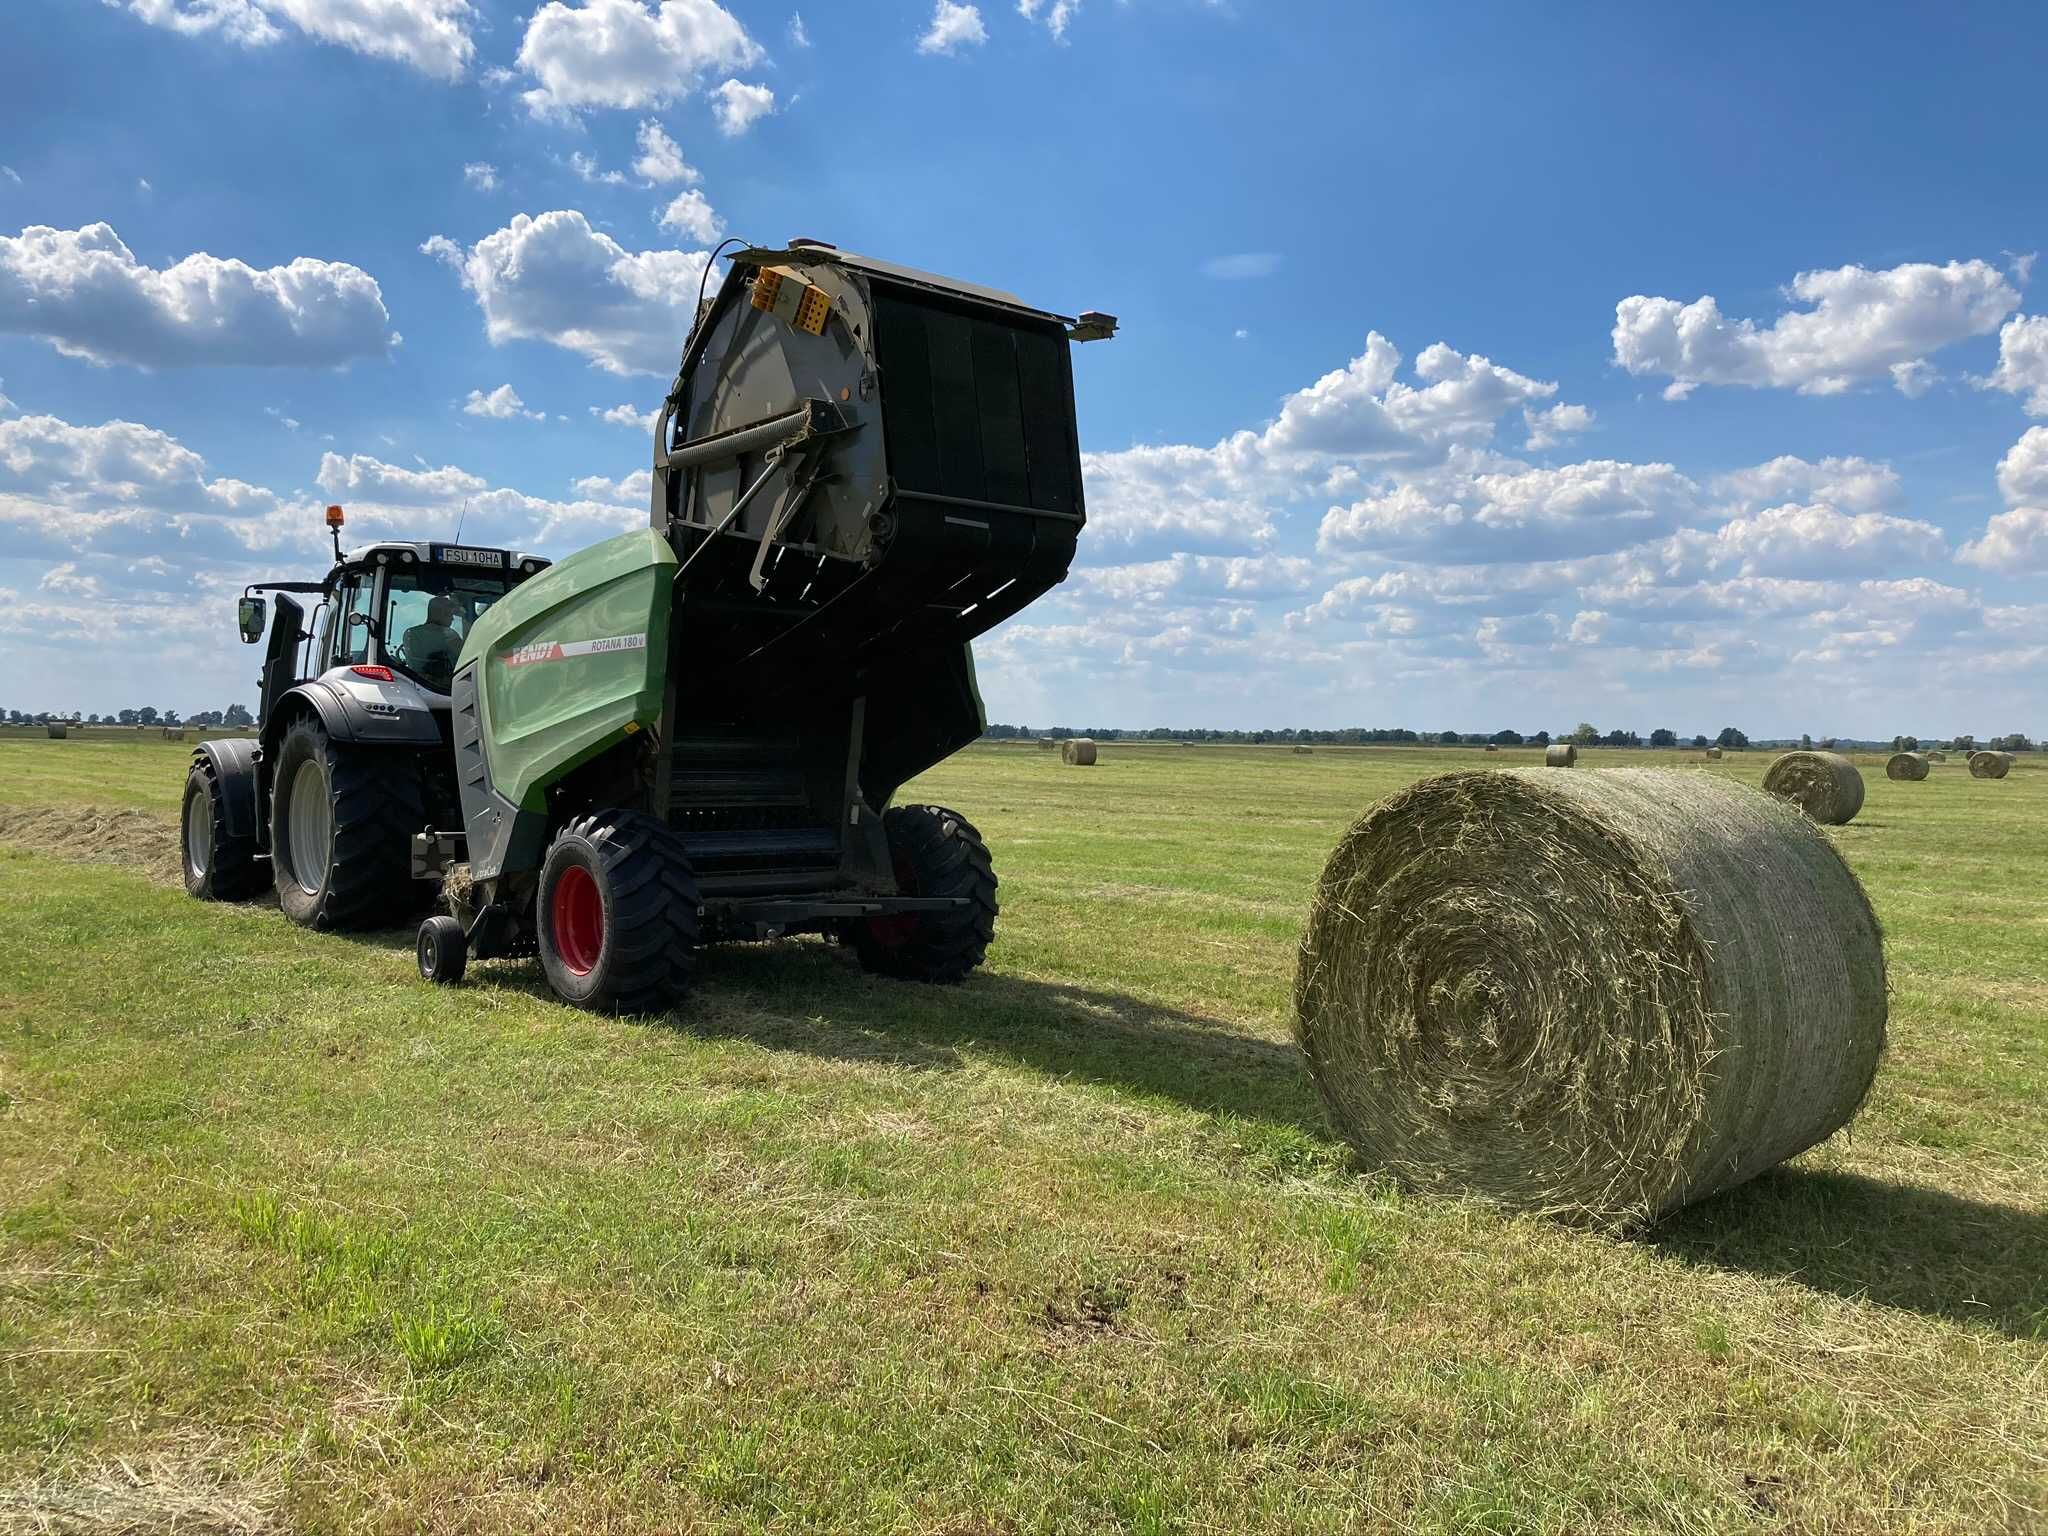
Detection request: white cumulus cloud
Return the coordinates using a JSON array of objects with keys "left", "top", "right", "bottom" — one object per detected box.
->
[
  {"left": 423, "top": 210, "right": 713, "bottom": 376},
  {"left": 462, "top": 384, "right": 543, "bottom": 420},
  {"left": 0, "top": 223, "right": 390, "bottom": 369},
  {"left": 657, "top": 188, "right": 723, "bottom": 242},
  {"left": 1983, "top": 313, "right": 2048, "bottom": 416},
  {"left": 462, "top": 161, "right": 498, "bottom": 191},
  {"left": 917, "top": 1, "right": 986, "bottom": 54},
  {"left": 316, "top": 451, "right": 486, "bottom": 505},
  {"left": 633, "top": 119, "right": 699, "bottom": 184},
  {"left": 1613, "top": 258, "right": 2019, "bottom": 399},
  {"left": 113, "top": 0, "right": 476, "bottom": 78},
  {"left": 710, "top": 78, "right": 775, "bottom": 135},
  {"left": 1995, "top": 426, "right": 2048, "bottom": 506},
  {"left": 516, "top": 0, "right": 762, "bottom": 117},
  {"left": 591, "top": 403, "right": 655, "bottom": 430},
  {"left": 1017, "top": 0, "right": 1078, "bottom": 40}
]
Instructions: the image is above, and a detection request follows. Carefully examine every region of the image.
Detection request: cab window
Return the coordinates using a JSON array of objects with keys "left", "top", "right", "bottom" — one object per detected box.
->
[{"left": 334, "top": 578, "right": 376, "bottom": 667}]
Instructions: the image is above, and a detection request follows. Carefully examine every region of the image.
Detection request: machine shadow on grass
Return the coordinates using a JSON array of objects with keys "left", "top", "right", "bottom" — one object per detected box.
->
[
  {"left": 472, "top": 936, "right": 1335, "bottom": 1147},
  {"left": 1654, "top": 1168, "right": 2048, "bottom": 1340}
]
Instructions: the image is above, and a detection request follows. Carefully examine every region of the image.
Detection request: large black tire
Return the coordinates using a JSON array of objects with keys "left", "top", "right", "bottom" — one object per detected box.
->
[
  {"left": 269, "top": 717, "right": 424, "bottom": 930},
  {"left": 850, "top": 805, "right": 998, "bottom": 983},
  {"left": 181, "top": 762, "right": 266, "bottom": 901},
  {"left": 535, "top": 811, "right": 701, "bottom": 1015}
]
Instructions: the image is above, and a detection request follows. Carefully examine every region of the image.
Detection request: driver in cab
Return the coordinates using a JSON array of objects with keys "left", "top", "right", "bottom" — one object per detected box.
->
[{"left": 401, "top": 595, "right": 463, "bottom": 689}]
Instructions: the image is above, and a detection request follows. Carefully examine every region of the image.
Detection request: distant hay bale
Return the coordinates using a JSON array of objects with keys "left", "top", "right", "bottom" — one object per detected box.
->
[
  {"left": 1969, "top": 750, "right": 2013, "bottom": 780},
  {"left": 1763, "top": 751, "right": 1865, "bottom": 825},
  {"left": 1484, "top": 743, "right": 1500, "bottom": 753},
  {"left": 1924, "top": 750, "right": 1946, "bottom": 763},
  {"left": 1293, "top": 745, "right": 1313, "bottom": 755},
  {"left": 46, "top": 723, "right": 67, "bottom": 740},
  {"left": 1705, "top": 746, "right": 1723, "bottom": 760},
  {"left": 1037, "top": 737, "right": 1057, "bottom": 750},
  {"left": 1544, "top": 744, "right": 1577, "bottom": 767},
  {"left": 1294, "top": 768, "right": 1887, "bottom": 1228},
  {"left": 1061, "top": 738, "right": 1098, "bottom": 766},
  {"left": 1885, "top": 752, "right": 1930, "bottom": 782},
  {"left": 162, "top": 726, "right": 187, "bottom": 741}
]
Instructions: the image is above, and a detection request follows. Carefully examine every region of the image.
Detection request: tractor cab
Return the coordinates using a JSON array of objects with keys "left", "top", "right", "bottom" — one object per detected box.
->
[{"left": 236, "top": 510, "right": 549, "bottom": 724}]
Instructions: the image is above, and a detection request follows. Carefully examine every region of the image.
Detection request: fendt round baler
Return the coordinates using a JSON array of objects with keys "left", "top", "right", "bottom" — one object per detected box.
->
[{"left": 418, "top": 242, "right": 1115, "bottom": 1011}]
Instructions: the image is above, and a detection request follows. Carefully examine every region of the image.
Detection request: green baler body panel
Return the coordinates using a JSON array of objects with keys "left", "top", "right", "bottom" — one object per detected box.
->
[{"left": 459, "top": 529, "right": 674, "bottom": 811}]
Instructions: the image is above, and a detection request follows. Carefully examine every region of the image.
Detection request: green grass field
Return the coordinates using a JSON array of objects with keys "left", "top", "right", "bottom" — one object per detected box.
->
[{"left": 2, "top": 735, "right": 2043, "bottom": 1533}]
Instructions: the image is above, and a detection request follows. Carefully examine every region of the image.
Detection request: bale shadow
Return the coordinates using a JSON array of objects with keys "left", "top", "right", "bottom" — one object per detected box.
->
[
  {"left": 473, "top": 937, "right": 1330, "bottom": 1142},
  {"left": 1653, "top": 1167, "right": 2048, "bottom": 1340}
]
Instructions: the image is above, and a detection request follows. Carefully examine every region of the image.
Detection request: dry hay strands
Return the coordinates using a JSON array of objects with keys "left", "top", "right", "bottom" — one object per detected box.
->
[
  {"left": 1968, "top": 750, "right": 2014, "bottom": 779},
  {"left": 1885, "top": 751, "right": 1930, "bottom": 782},
  {"left": 1762, "top": 750, "right": 1865, "bottom": 825},
  {"left": 1544, "top": 743, "right": 1577, "bottom": 767},
  {"left": 1294, "top": 769, "right": 1887, "bottom": 1229},
  {"left": 1705, "top": 746, "right": 1723, "bottom": 759},
  {"left": 1061, "top": 737, "right": 1098, "bottom": 766}
]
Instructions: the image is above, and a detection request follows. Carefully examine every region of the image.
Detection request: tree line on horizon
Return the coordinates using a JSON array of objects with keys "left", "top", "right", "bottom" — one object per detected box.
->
[
  {"left": 982, "top": 723, "right": 2038, "bottom": 752},
  {"left": 4, "top": 704, "right": 254, "bottom": 728}
]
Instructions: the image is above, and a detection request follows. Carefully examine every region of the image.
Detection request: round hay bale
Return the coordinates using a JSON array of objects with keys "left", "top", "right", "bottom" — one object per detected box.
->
[
  {"left": 1037, "top": 738, "right": 1057, "bottom": 751},
  {"left": 1294, "top": 768, "right": 1886, "bottom": 1228},
  {"left": 1762, "top": 751, "right": 1865, "bottom": 825},
  {"left": 46, "top": 723, "right": 68, "bottom": 740},
  {"left": 1483, "top": 743, "right": 1500, "bottom": 753},
  {"left": 1968, "top": 750, "right": 2013, "bottom": 780},
  {"left": 1061, "top": 738, "right": 1098, "bottom": 766},
  {"left": 1544, "top": 744, "right": 1577, "bottom": 768},
  {"left": 1923, "top": 750, "right": 1946, "bottom": 763},
  {"left": 1885, "top": 752, "right": 1929, "bottom": 782},
  {"left": 1292, "top": 744, "right": 1313, "bottom": 755},
  {"left": 162, "top": 726, "right": 187, "bottom": 741},
  {"left": 1705, "top": 746, "right": 1723, "bottom": 760}
]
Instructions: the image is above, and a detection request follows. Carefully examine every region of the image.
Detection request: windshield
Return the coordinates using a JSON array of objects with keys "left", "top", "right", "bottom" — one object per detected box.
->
[{"left": 383, "top": 567, "right": 515, "bottom": 692}]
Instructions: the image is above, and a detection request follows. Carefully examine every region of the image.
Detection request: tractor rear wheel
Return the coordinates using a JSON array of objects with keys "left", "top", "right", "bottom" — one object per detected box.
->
[
  {"left": 535, "top": 810, "right": 701, "bottom": 1015},
  {"left": 269, "top": 718, "right": 423, "bottom": 930},
  {"left": 181, "top": 762, "right": 266, "bottom": 901},
  {"left": 850, "top": 805, "right": 998, "bottom": 984}
]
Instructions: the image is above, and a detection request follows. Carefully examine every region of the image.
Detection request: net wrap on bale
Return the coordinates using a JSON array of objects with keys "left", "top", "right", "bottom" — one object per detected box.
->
[
  {"left": 1885, "top": 752, "right": 1930, "bottom": 782},
  {"left": 1545, "top": 744, "right": 1577, "bottom": 767},
  {"left": 1762, "top": 750, "right": 1865, "bottom": 825},
  {"left": 1969, "top": 750, "right": 2013, "bottom": 779},
  {"left": 1705, "top": 746, "right": 1723, "bottom": 760},
  {"left": 1061, "top": 738, "right": 1098, "bottom": 766},
  {"left": 1294, "top": 768, "right": 1886, "bottom": 1229}
]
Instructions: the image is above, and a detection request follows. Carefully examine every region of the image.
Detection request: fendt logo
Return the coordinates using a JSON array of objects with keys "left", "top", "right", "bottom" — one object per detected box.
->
[{"left": 503, "top": 633, "right": 648, "bottom": 668}]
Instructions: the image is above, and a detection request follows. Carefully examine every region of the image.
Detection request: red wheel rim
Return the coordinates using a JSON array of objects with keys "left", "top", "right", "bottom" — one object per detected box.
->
[{"left": 552, "top": 864, "right": 604, "bottom": 976}]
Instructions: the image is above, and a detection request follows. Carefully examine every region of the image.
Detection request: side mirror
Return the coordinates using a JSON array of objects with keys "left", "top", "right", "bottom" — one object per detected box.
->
[{"left": 237, "top": 595, "right": 267, "bottom": 644}]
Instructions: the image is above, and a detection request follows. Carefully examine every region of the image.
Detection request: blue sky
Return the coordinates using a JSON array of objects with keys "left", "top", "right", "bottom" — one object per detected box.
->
[{"left": 3, "top": 0, "right": 2045, "bottom": 736}]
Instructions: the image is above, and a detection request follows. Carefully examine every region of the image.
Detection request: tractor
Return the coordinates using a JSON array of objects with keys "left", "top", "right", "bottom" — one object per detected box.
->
[
  {"left": 180, "top": 517, "right": 550, "bottom": 925},
  {"left": 189, "top": 239, "right": 1113, "bottom": 1015}
]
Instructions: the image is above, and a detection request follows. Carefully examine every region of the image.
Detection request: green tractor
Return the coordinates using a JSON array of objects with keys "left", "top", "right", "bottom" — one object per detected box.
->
[
  {"left": 182, "top": 511, "right": 551, "bottom": 924},
  {"left": 199, "top": 240, "right": 1111, "bottom": 1014}
]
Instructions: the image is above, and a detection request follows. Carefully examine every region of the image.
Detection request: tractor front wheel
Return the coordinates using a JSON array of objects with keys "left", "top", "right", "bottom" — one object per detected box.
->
[
  {"left": 535, "top": 811, "right": 701, "bottom": 1015},
  {"left": 850, "top": 805, "right": 998, "bottom": 984},
  {"left": 181, "top": 762, "right": 266, "bottom": 901},
  {"left": 269, "top": 718, "right": 423, "bottom": 930}
]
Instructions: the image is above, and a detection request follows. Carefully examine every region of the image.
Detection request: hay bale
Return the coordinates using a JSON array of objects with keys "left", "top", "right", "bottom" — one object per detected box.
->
[
  {"left": 1292, "top": 745, "right": 1313, "bottom": 755},
  {"left": 1885, "top": 752, "right": 1929, "bottom": 782},
  {"left": 162, "top": 726, "right": 187, "bottom": 741},
  {"left": 1923, "top": 750, "right": 1946, "bottom": 763},
  {"left": 46, "top": 723, "right": 68, "bottom": 740},
  {"left": 1037, "top": 737, "right": 1057, "bottom": 751},
  {"left": 1061, "top": 738, "right": 1098, "bottom": 766},
  {"left": 1762, "top": 751, "right": 1865, "bottom": 825},
  {"left": 1483, "top": 743, "right": 1500, "bottom": 753},
  {"left": 1968, "top": 750, "right": 2013, "bottom": 780},
  {"left": 1544, "top": 744, "right": 1577, "bottom": 767},
  {"left": 1294, "top": 768, "right": 1886, "bottom": 1228},
  {"left": 1705, "top": 746, "right": 1723, "bottom": 760}
]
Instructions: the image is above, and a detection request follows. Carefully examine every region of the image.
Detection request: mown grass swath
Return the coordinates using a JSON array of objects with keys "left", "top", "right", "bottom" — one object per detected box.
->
[{"left": 1, "top": 734, "right": 2044, "bottom": 1532}]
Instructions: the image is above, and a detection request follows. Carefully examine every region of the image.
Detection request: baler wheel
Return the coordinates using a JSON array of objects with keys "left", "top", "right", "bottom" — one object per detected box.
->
[
  {"left": 535, "top": 810, "right": 701, "bottom": 1015},
  {"left": 417, "top": 915, "right": 468, "bottom": 985},
  {"left": 851, "top": 805, "right": 998, "bottom": 984},
  {"left": 181, "top": 762, "right": 266, "bottom": 901},
  {"left": 269, "top": 718, "right": 424, "bottom": 930}
]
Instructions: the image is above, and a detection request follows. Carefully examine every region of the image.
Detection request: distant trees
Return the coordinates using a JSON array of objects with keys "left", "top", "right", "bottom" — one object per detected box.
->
[
  {"left": 1491, "top": 728, "right": 1524, "bottom": 746},
  {"left": 1570, "top": 722, "right": 1600, "bottom": 745},
  {"left": 1602, "top": 728, "right": 1642, "bottom": 747},
  {"left": 1893, "top": 735, "right": 1920, "bottom": 752},
  {"left": 224, "top": 704, "right": 254, "bottom": 727},
  {"left": 1800, "top": 733, "right": 1814, "bottom": 750},
  {"left": 1715, "top": 727, "right": 1750, "bottom": 751},
  {"left": 1992, "top": 733, "right": 2034, "bottom": 752},
  {"left": 1649, "top": 728, "right": 1677, "bottom": 748}
]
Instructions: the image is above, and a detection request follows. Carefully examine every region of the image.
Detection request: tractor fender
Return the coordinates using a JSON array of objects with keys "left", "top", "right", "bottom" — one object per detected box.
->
[
  {"left": 192, "top": 738, "right": 261, "bottom": 841},
  {"left": 268, "top": 674, "right": 443, "bottom": 750}
]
